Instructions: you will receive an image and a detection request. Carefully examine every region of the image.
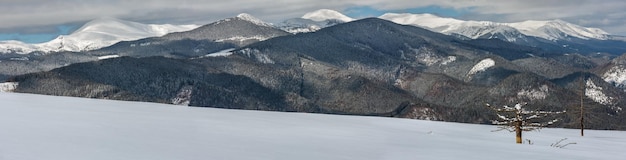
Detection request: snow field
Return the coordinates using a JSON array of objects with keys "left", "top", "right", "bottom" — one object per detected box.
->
[
  {"left": 468, "top": 58, "right": 495, "bottom": 76},
  {"left": 0, "top": 92, "right": 624, "bottom": 160}
]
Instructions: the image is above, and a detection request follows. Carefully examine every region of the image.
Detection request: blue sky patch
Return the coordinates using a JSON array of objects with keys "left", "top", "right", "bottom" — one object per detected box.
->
[{"left": 0, "top": 24, "right": 78, "bottom": 43}]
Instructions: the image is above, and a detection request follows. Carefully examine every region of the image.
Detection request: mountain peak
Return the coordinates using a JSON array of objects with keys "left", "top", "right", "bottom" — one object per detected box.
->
[
  {"left": 235, "top": 13, "right": 272, "bottom": 27},
  {"left": 302, "top": 9, "right": 354, "bottom": 22},
  {"left": 510, "top": 19, "right": 609, "bottom": 40},
  {"left": 379, "top": 13, "right": 464, "bottom": 29}
]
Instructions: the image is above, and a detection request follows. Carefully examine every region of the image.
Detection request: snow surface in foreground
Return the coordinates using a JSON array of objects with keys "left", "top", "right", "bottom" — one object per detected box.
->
[{"left": 0, "top": 92, "right": 624, "bottom": 160}]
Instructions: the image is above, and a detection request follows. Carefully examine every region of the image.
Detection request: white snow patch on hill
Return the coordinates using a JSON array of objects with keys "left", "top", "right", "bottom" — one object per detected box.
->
[
  {"left": 9, "top": 57, "right": 29, "bottom": 61},
  {"left": 0, "top": 82, "right": 18, "bottom": 92},
  {"left": 171, "top": 85, "right": 193, "bottom": 106},
  {"left": 418, "top": 54, "right": 456, "bottom": 66},
  {"left": 97, "top": 55, "right": 120, "bottom": 60},
  {"left": 586, "top": 80, "right": 622, "bottom": 113},
  {"left": 439, "top": 56, "right": 457, "bottom": 65},
  {"left": 468, "top": 58, "right": 496, "bottom": 75},
  {"left": 203, "top": 48, "right": 235, "bottom": 58},
  {"left": 517, "top": 85, "right": 549, "bottom": 100},
  {"left": 215, "top": 35, "right": 271, "bottom": 42},
  {"left": 192, "top": 48, "right": 235, "bottom": 59},
  {"left": 585, "top": 80, "right": 615, "bottom": 106},
  {"left": 603, "top": 66, "right": 626, "bottom": 91}
]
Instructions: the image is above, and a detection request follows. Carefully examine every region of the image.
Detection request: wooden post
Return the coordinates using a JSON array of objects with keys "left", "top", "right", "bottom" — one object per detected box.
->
[
  {"left": 515, "top": 120, "right": 522, "bottom": 144},
  {"left": 515, "top": 108, "right": 522, "bottom": 144},
  {"left": 580, "top": 97, "right": 584, "bottom": 136},
  {"left": 580, "top": 75, "right": 585, "bottom": 137}
]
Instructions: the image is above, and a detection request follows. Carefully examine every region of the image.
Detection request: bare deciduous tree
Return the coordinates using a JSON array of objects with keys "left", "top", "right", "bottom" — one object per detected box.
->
[{"left": 487, "top": 103, "right": 565, "bottom": 144}]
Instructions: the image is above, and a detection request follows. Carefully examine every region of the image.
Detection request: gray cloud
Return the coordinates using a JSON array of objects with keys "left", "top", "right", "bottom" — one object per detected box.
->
[{"left": 1, "top": 0, "right": 625, "bottom": 35}]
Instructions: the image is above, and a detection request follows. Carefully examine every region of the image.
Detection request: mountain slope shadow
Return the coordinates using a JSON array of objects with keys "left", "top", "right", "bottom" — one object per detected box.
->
[{"left": 11, "top": 57, "right": 287, "bottom": 111}]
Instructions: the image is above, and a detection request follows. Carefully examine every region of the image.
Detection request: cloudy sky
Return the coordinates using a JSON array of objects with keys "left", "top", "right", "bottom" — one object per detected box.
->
[{"left": 1, "top": 0, "right": 625, "bottom": 43}]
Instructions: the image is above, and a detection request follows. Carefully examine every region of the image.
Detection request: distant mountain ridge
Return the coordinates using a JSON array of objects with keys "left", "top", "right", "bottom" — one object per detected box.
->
[
  {"left": 379, "top": 13, "right": 610, "bottom": 41},
  {"left": 376, "top": 12, "right": 626, "bottom": 55},
  {"left": 1, "top": 9, "right": 624, "bottom": 55},
  {"left": 282, "top": 10, "right": 625, "bottom": 55},
  {"left": 0, "top": 17, "right": 199, "bottom": 54},
  {"left": 279, "top": 9, "right": 615, "bottom": 43},
  {"left": 0, "top": 14, "right": 289, "bottom": 82},
  {"left": 87, "top": 13, "right": 290, "bottom": 58}
]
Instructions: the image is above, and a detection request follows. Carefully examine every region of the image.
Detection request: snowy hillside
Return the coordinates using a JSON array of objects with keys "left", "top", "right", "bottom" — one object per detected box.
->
[
  {"left": 0, "top": 17, "right": 199, "bottom": 54},
  {"left": 301, "top": 9, "right": 354, "bottom": 22},
  {"left": 278, "top": 9, "right": 354, "bottom": 33},
  {"left": 379, "top": 13, "right": 609, "bottom": 41},
  {"left": 0, "top": 92, "right": 624, "bottom": 160},
  {"left": 508, "top": 20, "right": 609, "bottom": 40},
  {"left": 236, "top": 13, "right": 274, "bottom": 27},
  {"left": 603, "top": 65, "right": 626, "bottom": 91}
]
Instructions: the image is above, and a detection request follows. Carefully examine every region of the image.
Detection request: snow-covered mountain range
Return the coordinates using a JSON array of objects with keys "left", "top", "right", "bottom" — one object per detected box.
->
[
  {"left": 277, "top": 9, "right": 612, "bottom": 43},
  {"left": 379, "top": 13, "right": 610, "bottom": 42},
  {"left": 0, "top": 9, "right": 620, "bottom": 54},
  {"left": 0, "top": 17, "right": 199, "bottom": 54}
]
